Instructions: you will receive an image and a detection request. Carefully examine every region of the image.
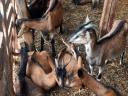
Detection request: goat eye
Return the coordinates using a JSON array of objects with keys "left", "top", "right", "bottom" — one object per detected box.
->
[
  {"left": 80, "top": 34, "right": 84, "bottom": 37},
  {"left": 76, "top": 35, "right": 79, "bottom": 39}
]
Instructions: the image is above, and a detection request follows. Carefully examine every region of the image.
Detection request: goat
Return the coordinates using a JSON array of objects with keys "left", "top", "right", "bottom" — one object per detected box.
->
[
  {"left": 17, "top": 0, "right": 63, "bottom": 38},
  {"left": 16, "top": 0, "right": 63, "bottom": 53},
  {"left": 14, "top": 77, "right": 45, "bottom": 96},
  {"left": 16, "top": 49, "right": 66, "bottom": 96},
  {"left": 72, "top": 0, "right": 100, "bottom": 8},
  {"left": 77, "top": 68, "right": 117, "bottom": 96},
  {"left": 26, "top": 51, "right": 65, "bottom": 88},
  {"left": 15, "top": 0, "right": 58, "bottom": 50},
  {"left": 55, "top": 41, "right": 84, "bottom": 89},
  {"left": 69, "top": 16, "right": 128, "bottom": 81}
]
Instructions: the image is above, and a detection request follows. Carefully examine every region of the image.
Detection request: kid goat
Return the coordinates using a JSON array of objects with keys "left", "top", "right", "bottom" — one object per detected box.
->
[
  {"left": 15, "top": 50, "right": 65, "bottom": 96},
  {"left": 55, "top": 40, "right": 84, "bottom": 89},
  {"left": 69, "top": 16, "right": 128, "bottom": 80}
]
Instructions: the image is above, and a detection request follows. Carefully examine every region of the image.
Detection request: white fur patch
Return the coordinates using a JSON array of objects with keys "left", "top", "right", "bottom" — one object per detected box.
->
[{"left": 85, "top": 32, "right": 92, "bottom": 57}]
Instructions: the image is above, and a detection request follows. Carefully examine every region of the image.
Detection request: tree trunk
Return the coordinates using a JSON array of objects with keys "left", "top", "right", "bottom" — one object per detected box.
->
[{"left": 99, "top": 0, "right": 117, "bottom": 37}]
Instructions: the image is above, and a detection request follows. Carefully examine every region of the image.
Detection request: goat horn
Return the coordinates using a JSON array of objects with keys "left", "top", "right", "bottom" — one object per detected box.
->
[
  {"left": 85, "top": 14, "right": 90, "bottom": 23},
  {"left": 61, "top": 38, "right": 70, "bottom": 48},
  {"left": 71, "top": 48, "right": 77, "bottom": 60},
  {"left": 62, "top": 38, "right": 77, "bottom": 60},
  {"left": 43, "top": 0, "right": 56, "bottom": 17},
  {"left": 55, "top": 58, "right": 59, "bottom": 67}
]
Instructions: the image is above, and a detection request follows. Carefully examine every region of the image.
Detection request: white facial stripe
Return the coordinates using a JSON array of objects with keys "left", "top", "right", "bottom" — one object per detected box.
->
[
  {"left": 86, "top": 31, "right": 91, "bottom": 43},
  {"left": 69, "top": 30, "right": 83, "bottom": 42}
]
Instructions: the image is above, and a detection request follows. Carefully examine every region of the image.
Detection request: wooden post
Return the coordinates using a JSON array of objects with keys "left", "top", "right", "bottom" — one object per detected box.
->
[
  {"left": 0, "top": 0, "right": 16, "bottom": 95},
  {"left": 99, "top": 0, "right": 117, "bottom": 37}
]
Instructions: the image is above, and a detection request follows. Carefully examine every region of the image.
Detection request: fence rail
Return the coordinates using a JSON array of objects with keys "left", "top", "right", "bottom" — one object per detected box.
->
[{"left": 0, "top": 0, "right": 16, "bottom": 95}]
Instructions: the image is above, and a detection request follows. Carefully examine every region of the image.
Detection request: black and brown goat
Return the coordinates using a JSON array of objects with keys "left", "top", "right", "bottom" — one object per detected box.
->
[
  {"left": 15, "top": 0, "right": 60, "bottom": 51},
  {"left": 14, "top": 50, "right": 65, "bottom": 96},
  {"left": 55, "top": 42, "right": 84, "bottom": 89},
  {"left": 77, "top": 68, "right": 118, "bottom": 96},
  {"left": 17, "top": 0, "right": 63, "bottom": 42},
  {"left": 69, "top": 16, "right": 128, "bottom": 80}
]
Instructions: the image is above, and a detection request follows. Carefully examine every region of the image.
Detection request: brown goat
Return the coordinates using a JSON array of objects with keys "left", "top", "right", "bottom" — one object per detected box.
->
[
  {"left": 14, "top": 77, "right": 45, "bottom": 96},
  {"left": 14, "top": 50, "right": 63, "bottom": 95},
  {"left": 17, "top": 0, "right": 63, "bottom": 38},
  {"left": 56, "top": 44, "right": 84, "bottom": 89},
  {"left": 26, "top": 51, "right": 59, "bottom": 90},
  {"left": 69, "top": 16, "right": 128, "bottom": 80},
  {"left": 78, "top": 68, "right": 117, "bottom": 96}
]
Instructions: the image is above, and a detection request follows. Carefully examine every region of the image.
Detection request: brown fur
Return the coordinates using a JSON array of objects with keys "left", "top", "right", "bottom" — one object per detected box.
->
[
  {"left": 26, "top": 51, "right": 57, "bottom": 90},
  {"left": 58, "top": 47, "right": 83, "bottom": 89},
  {"left": 14, "top": 77, "right": 45, "bottom": 96},
  {"left": 83, "top": 20, "right": 128, "bottom": 79},
  {"left": 18, "top": 0, "right": 63, "bottom": 37},
  {"left": 78, "top": 69, "right": 117, "bottom": 96},
  {"left": 91, "top": 20, "right": 128, "bottom": 65},
  {"left": 14, "top": 51, "right": 58, "bottom": 95}
]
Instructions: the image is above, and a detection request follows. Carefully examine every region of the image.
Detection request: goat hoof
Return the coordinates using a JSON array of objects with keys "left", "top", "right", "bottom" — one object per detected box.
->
[
  {"left": 120, "top": 60, "right": 124, "bottom": 65},
  {"left": 88, "top": 72, "right": 93, "bottom": 76},
  {"left": 97, "top": 74, "right": 102, "bottom": 81},
  {"left": 97, "top": 78, "right": 101, "bottom": 81}
]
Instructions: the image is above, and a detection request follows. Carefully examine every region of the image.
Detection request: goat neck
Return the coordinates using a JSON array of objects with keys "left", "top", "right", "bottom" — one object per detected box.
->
[{"left": 84, "top": 29, "right": 98, "bottom": 58}]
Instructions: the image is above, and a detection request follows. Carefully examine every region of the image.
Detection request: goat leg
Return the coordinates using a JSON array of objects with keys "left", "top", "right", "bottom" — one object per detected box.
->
[
  {"left": 120, "top": 51, "right": 125, "bottom": 65},
  {"left": 97, "top": 66, "right": 103, "bottom": 81},
  {"left": 88, "top": 64, "right": 93, "bottom": 75},
  {"left": 59, "top": 24, "right": 64, "bottom": 34},
  {"left": 31, "top": 29, "right": 36, "bottom": 51},
  {"left": 18, "top": 46, "right": 29, "bottom": 95},
  {"left": 41, "top": 36, "right": 44, "bottom": 51},
  {"left": 92, "top": 0, "right": 97, "bottom": 9},
  {"left": 51, "top": 38, "right": 56, "bottom": 58},
  {"left": 72, "top": 0, "right": 81, "bottom": 5},
  {"left": 50, "top": 33, "right": 56, "bottom": 58}
]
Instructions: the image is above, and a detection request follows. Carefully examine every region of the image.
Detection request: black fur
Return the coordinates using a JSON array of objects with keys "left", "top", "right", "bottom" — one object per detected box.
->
[
  {"left": 72, "top": 0, "right": 81, "bottom": 5},
  {"left": 51, "top": 39, "right": 56, "bottom": 58},
  {"left": 56, "top": 66, "right": 67, "bottom": 87},
  {"left": 28, "top": 0, "right": 47, "bottom": 18},
  {"left": 18, "top": 46, "right": 29, "bottom": 96},
  {"left": 78, "top": 68, "right": 84, "bottom": 78}
]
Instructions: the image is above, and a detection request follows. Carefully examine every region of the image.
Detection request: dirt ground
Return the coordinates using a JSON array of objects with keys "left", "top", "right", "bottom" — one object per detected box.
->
[{"left": 13, "top": 0, "right": 128, "bottom": 96}]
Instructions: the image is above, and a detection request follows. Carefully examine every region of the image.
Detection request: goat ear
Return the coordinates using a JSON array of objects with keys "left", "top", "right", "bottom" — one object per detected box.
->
[
  {"left": 85, "top": 15, "right": 90, "bottom": 23},
  {"left": 78, "top": 68, "right": 84, "bottom": 78},
  {"left": 55, "top": 58, "right": 59, "bottom": 67},
  {"left": 71, "top": 48, "right": 77, "bottom": 60},
  {"left": 77, "top": 56, "right": 82, "bottom": 69}
]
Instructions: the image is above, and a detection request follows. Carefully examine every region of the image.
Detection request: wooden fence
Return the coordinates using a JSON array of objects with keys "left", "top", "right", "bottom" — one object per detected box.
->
[{"left": 0, "top": 0, "right": 17, "bottom": 95}]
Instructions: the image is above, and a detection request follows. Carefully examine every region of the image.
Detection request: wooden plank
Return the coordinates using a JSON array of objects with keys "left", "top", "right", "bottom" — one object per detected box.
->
[
  {"left": 99, "top": 0, "right": 117, "bottom": 37},
  {"left": 0, "top": 0, "right": 15, "bottom": 95}
]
